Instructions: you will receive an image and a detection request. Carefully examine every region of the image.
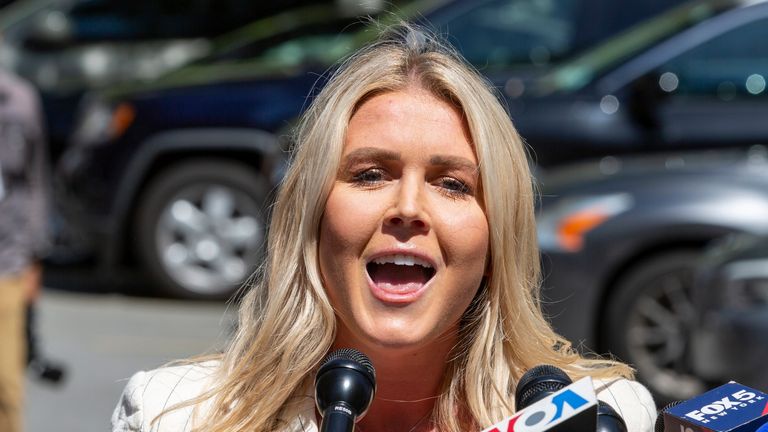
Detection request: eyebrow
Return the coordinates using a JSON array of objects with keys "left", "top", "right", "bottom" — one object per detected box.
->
[
  {"left": 339, "top": 147, "right": 479, "bottom": 173},
  {"left": 429, "top": 155, "right": 479, "bottom": 173},
  {"left": 340, "top": 147, "right": 401, "bottom": 172}
]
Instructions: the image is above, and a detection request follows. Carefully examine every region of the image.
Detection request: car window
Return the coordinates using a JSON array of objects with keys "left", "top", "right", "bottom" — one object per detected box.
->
[
  {"left": 432, "top": 0, "right": 579, "bottom": 69},
  {"left": 66, "top": 0, "right": 272, "bottom": 41},
  {"left": 659, "top": 17, "right": 768, "bottom": 98},
  {"left": 255, "top": 33, "right": 360, "bottom": 69},
  {"left": 67, "top": 0, "right": 147, "bottom": 41},
  {"left": 539, "top": 0, "right": 733, "bottom": 94},
  {"left": 205, "top": 24, "right": 364, "bottom": 67}
]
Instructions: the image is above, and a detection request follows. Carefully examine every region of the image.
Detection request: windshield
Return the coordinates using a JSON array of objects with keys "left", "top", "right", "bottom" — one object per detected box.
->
[
  {"left": 150, "top": 0, "right": 449, "bottom": 86},
  {"left": 198, "top": 0, "right": 447, "bottom": 67},
  {"left": 539, "top": 0, "right": 740, "bottom": 93},
  {"left": 202, "top": 4, "right": 358, "bottom": 65}
]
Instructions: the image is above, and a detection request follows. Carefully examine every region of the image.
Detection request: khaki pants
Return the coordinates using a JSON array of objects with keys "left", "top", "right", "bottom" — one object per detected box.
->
[{"left": 0, "top": 273, "right": 25, "bottom": 432}]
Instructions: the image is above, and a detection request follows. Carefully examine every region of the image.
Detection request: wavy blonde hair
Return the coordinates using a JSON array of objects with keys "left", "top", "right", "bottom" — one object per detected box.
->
[{"left": 174, "top": 23, "right": 633, "bottom": 432}]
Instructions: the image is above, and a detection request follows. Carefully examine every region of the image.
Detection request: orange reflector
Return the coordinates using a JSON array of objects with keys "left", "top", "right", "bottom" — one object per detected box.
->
[
  {"left": 556, "top": 209, "right": 610, "bottom": 252},
  {"left": 110, "top": 103, "right": 135, "bottom": 138}
]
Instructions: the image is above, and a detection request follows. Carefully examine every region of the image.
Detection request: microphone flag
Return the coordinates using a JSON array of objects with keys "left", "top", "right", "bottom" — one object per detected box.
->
[
  {"left": 482, "top": 376, "right": 598, "bottom": 432},
  {"left": 662, "top": 382, "right": 768, "bottom": 432}
]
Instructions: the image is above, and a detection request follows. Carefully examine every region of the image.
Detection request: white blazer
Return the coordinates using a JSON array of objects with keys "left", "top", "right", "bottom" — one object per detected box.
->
[{"left": 112, "top": 362, "right": 657, "bottom": 432}]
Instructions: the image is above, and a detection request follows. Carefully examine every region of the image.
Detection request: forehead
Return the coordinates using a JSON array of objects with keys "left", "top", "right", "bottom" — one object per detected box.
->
[
  {"left": 345, "top": 89, "right": 476, "bottom": 159},
  {"left": 351, "top": 88, "right": 464, "bottom": 125}
]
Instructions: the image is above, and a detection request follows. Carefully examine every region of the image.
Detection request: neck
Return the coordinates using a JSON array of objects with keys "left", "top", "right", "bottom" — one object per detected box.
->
[
  {"left": 329, "top": 337, "right": 458, "bottom": 432},
  {"left": 358, "top": 356, "right": 447, "bottom": 432}
]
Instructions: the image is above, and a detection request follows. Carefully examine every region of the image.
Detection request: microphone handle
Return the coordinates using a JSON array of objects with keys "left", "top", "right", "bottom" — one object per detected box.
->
[
  {"left": 597, "top": 401, "right": 628, "bottom": 432},
  {"left": 320, "top": 403, "right": 357, "bottom": 432}
]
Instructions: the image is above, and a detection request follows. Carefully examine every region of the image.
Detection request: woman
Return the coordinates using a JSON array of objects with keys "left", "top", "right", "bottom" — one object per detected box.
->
[{"left": 112, "top": 24, "right": 656, "bottom": 432}]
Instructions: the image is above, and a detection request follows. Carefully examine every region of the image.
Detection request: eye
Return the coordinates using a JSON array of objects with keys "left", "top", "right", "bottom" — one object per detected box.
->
[
  {"left": 351, "top": 167, "right": 388, "bottom": 186},
  {"left": 437, "top": 177, "right": 472, "bottom": 198}
]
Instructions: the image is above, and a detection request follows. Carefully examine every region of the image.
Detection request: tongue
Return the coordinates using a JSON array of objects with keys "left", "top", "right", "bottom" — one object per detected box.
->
[{"left": 368, "top": 263, "right": 428, "bottom": 292}]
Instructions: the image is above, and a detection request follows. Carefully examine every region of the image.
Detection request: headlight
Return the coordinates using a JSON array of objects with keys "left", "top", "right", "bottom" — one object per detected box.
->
[
  {"left": 537, "top": 193, "right": 633, "bottom": 252},
  {"left": 71, "top": 97, "right": 135, "bottom": 147}
]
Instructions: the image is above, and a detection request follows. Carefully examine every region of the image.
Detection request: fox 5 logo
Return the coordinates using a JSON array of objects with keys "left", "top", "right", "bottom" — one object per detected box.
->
[{"left": 685, "top": 389, "right": 761, "bottom": 423}]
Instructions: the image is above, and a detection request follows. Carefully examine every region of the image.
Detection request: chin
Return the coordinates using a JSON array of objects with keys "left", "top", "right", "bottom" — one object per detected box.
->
[
  {"left": 356, "top": 314, "right": 456, "bottom": 354},
  {"left": 370, "top": 330, "right": 427, "bottom": 350}
]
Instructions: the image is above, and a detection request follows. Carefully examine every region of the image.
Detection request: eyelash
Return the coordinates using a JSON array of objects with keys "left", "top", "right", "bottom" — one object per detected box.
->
[
  {"left": 350, "top": 168, "right": 473, "bottom": 199},
  {"left": 351, "top": 168, "right": 387, "bottom": 186},
  {"left": 438, "top": 177, "right": 472, "bottom": 199}
]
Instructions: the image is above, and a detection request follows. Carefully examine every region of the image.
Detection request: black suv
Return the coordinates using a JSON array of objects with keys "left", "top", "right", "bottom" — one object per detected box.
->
[{"left": 0, "top": 0, "right": 362, "bottom": 157}]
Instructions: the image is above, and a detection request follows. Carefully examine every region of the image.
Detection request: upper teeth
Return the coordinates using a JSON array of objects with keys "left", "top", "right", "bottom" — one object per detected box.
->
[{"left": 372, "top": 254, "right": 432, "bottom": 268}]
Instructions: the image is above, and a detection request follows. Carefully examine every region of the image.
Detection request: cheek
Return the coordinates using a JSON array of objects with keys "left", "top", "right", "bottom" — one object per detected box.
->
[
  {"left": 438, "top": 203, "right": 490, "bottom": 268},
  {"left": 436, "top": 204, "right": 489, "bottom": 312},
  {"left": 320, "top": 186, "right": 380, "bottom": 252},
  {"left": 318, "top": 186, "right": 383, "bottom": 289}
]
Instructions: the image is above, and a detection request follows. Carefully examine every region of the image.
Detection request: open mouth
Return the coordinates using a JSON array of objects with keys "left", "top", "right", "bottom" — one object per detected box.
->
[{"left": 366, "top": 254, "right": 436, "bottom": 293}]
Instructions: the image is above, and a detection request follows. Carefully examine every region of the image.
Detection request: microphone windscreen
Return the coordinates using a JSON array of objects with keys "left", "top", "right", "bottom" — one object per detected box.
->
[
  {"left": 515, "top": 364, "right": 573, "bottom": 411},
  {"left": 320, "top": 348, "right": 376, "bottom": 379}
]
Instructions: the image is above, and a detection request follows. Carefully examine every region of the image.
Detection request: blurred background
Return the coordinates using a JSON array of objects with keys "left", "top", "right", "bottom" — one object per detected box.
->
[{"left": 4, "top": 0, "right": 767, "bottom": 429}]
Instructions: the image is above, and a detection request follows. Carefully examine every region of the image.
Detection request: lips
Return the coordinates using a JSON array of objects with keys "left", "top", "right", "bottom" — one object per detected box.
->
[{"left": 366, "top": 254, "right": 436, "bottom": 301}]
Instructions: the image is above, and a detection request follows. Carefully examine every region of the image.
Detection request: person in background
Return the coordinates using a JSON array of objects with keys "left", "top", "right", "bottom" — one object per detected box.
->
[
  {"left": 0, "top": 67, "right": 51, "bottom": 432},
  {"left": 112, "top": 23, "right": 657, "bottom": 432}
]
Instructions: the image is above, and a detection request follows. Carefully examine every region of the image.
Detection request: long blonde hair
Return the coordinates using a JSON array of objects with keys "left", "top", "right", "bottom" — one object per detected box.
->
[{"left": 178, "top": 23, "right": 633, "bottom": 432}]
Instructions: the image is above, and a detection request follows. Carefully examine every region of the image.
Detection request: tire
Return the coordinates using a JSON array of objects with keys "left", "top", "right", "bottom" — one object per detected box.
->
[
  {"left": 603, "top": 251, "right": 706, "bottom": 405},
  {"left": 135, "top": 159, "right": 268, "bottom": 300}
]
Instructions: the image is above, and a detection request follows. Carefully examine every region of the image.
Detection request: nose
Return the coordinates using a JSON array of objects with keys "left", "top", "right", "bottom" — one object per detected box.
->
[{"left": 384, "top": 176, "right": 429, "bottom": 232}]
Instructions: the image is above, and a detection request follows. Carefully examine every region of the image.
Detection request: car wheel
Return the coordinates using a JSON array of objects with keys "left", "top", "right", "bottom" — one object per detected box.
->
[
  {"left": 603, "top": 251, "right": 706, "bottom": 405},
  {"left": 135, "top": 159, "right": 268, "bottom": 300}
]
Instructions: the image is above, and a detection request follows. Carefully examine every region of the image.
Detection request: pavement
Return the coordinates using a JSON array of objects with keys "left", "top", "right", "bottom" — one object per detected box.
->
[{"left": 24, "top": 279, "right": 236, "bottom": 432}]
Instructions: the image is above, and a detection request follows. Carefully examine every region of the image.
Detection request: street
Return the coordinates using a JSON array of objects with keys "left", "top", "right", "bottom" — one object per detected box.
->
[{"left": 24, "top": 274, "right": 236, "bottom": 432}]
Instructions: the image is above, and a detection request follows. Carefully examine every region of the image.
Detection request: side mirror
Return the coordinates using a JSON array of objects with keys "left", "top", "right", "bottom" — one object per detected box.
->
[{"left": 22, "top": 11, "right": 74, "bottom": 51}]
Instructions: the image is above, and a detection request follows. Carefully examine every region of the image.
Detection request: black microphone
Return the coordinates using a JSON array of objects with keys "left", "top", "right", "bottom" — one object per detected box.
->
[
  {"left": 315, "top": 348, "right": 376, "bottom": 432},
  {"left": 516, "top": 365, "right": 627, "bottom": 432},
  {"left": 597, "top": 401, "right": 628, "bottom": 432},
  {"left": 515, "top": 365, "right": 573, "bottom": 410}
]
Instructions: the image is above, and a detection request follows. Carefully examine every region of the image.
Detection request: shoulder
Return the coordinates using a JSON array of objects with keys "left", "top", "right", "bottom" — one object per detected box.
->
[
  {"left": 594, "top": 378, "right": 657, "bottom": 432},
  {"left": 111, "top": 360, "right": 219, "bottom": 432}
]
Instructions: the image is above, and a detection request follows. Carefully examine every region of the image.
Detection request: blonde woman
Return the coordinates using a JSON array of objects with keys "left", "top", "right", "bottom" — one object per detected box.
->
[{"left": 112, "top": 24, "right": 656, "bottom": 432}]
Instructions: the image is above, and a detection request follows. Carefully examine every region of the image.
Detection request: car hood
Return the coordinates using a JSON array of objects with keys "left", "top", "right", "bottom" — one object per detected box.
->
[{"left": 538, "top": 148, "right": 768, "bottom": 196}]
